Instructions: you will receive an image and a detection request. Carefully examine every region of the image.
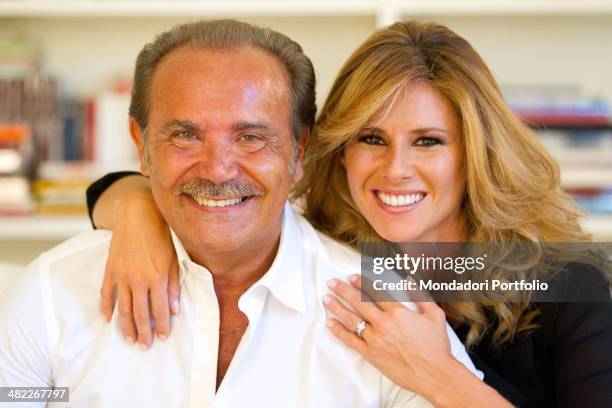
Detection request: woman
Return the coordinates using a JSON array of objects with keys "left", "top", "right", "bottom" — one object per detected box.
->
[{"left": 87, "top": 21, "right": 612, "bottom": 406}]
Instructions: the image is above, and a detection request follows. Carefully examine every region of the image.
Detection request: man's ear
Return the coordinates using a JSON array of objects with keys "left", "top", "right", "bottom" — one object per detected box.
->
[
  {"left": 129, "top": 117, "right": 149, "bottom": 176},
  {"left": 292, "top": 127, "right": 311, "bottom": 182}
]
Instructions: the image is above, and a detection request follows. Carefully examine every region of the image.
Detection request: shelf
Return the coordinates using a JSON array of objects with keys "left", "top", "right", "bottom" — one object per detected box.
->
[
  {"left": 580, "top": 214, "right": 612, "bottom": 240},
  {"left": 561, "top": 168, "right": 612, "bottom": 188},
  {"left": 1, "top": 213, "right": 611, "bottom": 240},
  {"left": 0, "top": 215, "right": 90, "bottom": 240},
  {"left": 0, "top": 0, "right": 379, "bottom": 18},
  {"left": 2, "top": 1, "right": 612, "bottom": 19},
  {"left": 531, "top": 124, "right": 612, "bottom": 131},
  {"left": 397, "top": 1, "right": 612, "bottom": 16}
]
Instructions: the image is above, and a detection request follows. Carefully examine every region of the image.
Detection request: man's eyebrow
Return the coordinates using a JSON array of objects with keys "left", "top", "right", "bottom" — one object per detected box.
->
[
  {"left": 232, "top": 121, "right": 275, "bottom": 133},
  {"left": 160, "top": 120, "right": 199, "bottom": 132}
]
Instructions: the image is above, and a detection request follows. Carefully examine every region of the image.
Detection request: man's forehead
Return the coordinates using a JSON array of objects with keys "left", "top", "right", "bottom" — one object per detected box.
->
[
  {"left": 152, "top": 45, "right": 289, "bottom": 96},
  {"left": 148, "top": 45, "right": 291, "bottom": 126}
]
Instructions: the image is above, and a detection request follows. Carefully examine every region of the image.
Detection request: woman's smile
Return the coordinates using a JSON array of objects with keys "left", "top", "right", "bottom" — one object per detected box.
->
[{"left": 372, "top": 189, "right": 427, "bottom": 212}]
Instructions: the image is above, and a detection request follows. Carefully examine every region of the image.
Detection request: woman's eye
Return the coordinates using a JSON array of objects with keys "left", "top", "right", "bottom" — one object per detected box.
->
[
  {"left": 414, "top": 136, "right": 441, "bottom": 146},
  {"left": 358, "top": 134, "right": 386, "bottom": 146}
]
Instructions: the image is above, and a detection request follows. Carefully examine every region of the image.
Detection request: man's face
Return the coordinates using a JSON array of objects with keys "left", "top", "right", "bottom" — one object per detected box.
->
[{"left": 133, "top": 46, "right": 299, "bottom": 259}]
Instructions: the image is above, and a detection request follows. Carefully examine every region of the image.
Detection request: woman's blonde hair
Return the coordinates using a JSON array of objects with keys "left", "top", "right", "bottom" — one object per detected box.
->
[{"left": 294, "top": 21, "right": 591, "bottom": 347}]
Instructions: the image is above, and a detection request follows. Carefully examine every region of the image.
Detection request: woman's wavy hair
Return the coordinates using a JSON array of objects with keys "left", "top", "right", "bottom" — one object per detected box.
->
[{"left": 293, "top": 21, "right": 592, "bottom": 348}]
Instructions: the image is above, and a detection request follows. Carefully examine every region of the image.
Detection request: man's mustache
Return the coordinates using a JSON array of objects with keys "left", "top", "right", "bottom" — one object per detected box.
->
[{"left": 174, "top": 179, "right": 264, "bottom": 199}]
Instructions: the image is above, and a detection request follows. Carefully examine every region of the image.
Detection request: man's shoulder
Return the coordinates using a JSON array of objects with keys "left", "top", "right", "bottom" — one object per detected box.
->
[
  {"left": 40, "top": 230, "right": 112, "bottom": 265},
  {"left": 293, "top": 212, "right": 361, "bottom": 277},
  {"left": 30, "top": 230, "right": 112, "bottom": 289},
  {"left": 0, "top": 230, "right": 112, "bottom": 336}
]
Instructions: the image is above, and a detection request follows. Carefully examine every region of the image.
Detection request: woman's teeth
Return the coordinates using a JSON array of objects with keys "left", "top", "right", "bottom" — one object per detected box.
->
[
  {"left": 376, "top": 191, "right": 424, "bottom": 207},
  {"left": 194, "top": 196, "right": 245, "bottom": 207}
]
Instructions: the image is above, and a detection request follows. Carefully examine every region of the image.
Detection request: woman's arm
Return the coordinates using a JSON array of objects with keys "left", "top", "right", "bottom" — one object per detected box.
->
[
  {"left": 87, "top": 171, "right": 140, "bottom": 229},
  {"left": 87, "top": 173, "right": 179, "bottom": 350},
  {"left": 90, "top": 173, "right": 149, "bottom": 229},
  {"left": 324, "top": 275, "right": 514, "bottom": 407}
]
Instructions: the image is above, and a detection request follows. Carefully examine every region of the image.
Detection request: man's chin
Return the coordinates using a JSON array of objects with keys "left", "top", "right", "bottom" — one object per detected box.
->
[{"left": 176, "top": 226, "right": 251, "bottom": 253}]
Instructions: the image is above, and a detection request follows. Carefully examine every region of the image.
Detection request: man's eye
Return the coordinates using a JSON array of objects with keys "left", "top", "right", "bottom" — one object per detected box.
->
[
  {"left": 414, "top": 136, "right": 441, "bottom": 146},
  {"left": 176, "top": 130, "right": 195, "bottom": 139},
  {"left": 240, "top": 134, "right": 262, "bottom": 143},
  {"left": 358, "top": 134, "right": 386, "bottom": 146}
]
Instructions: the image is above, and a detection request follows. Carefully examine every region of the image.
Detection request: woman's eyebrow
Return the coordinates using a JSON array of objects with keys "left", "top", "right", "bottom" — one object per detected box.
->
[
  {"left": 359, "top": 126, "right": 449, "bottom": 134},
  {"left": 410, "top": 127, "right": 449, "bottom": 134},
  {"left": 359, "top": 126, "right": 385, "bottom": 134}
]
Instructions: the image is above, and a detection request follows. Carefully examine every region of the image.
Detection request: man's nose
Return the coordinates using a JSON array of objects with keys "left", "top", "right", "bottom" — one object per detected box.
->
[
  {"left": 195, "top": 138, "right": 239, "bottom": 184},
  {"left": 381, "top": 144, "right": 416, "bottom": 183}
]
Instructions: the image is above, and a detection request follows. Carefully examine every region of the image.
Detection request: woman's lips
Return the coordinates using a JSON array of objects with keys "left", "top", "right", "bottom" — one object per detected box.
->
[{"left": 373, "top": 189, "right": 426, "bottom": 211}]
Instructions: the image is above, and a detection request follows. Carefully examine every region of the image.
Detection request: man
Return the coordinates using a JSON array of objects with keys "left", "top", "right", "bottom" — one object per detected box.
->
[{"left": 0, "top": 20, "right": 479, "bottom": 406}]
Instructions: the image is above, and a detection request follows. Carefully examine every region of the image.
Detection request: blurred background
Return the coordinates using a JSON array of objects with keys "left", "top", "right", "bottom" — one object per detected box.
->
[{"left": 0, "top": 0, "right": 611, "bottom": 270}]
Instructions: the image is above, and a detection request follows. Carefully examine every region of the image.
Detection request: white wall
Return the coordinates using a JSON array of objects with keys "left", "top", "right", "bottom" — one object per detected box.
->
[
  {"left": 2, "top": 16, "right": 375, "bottom": 103},
  {"left": 2, "top": 14, "right": 611, "bottom": 103},
  {"left": 417, "top": 15, "right": 612, "bottom": 102}
]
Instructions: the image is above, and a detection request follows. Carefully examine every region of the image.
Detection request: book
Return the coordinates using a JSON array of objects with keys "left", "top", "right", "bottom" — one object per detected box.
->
[
  {"left": 0, "top": 176, "right": 34, "bottom": 215},
  {"left": 94, "top": 91, "right": 138, "bottom": 168}
]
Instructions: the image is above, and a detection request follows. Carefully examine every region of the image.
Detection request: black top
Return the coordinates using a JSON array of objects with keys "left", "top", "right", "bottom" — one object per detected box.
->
[
  {"left": 86, "top": 172, "right": 612, "bottom": 408},
  {"left": 458, "top": 296, "right": 612, "bottom": 408}
]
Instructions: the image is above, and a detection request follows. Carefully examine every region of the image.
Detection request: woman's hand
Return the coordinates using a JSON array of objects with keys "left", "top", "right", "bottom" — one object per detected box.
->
[
  {"left": 323, "top": 275, "right": 513, "bottom": 407},
  {"left": 96, "top": 177, "right": 179, "bottom": 350}
]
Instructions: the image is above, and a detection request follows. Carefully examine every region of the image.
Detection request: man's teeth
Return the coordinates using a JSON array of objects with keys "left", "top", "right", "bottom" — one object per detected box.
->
[
  {"left": 194, "top": 197, "right": 245, "bottom": 207},
  {"left": 376, "top": 191, "right": 424, "bottom": 207}
]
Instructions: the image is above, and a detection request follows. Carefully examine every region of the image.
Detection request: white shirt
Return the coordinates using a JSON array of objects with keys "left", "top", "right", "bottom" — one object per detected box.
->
[{"left": 0, "top": 203, "right": 481, "bottom": 407}]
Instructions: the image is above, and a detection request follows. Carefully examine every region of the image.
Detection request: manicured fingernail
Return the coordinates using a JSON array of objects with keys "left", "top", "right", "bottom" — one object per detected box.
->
[
  {"left": 322, "top": 295, "right": 333, "bottom": 305},
  {"left": 125, "top": 336, "right": 135, "bottom": 345},
  {"left": 349, "top": 274, "right": 359, "bottom": 283},
  {"left": 327, "top": 279, "right": 338, "bottom": 288},
  {"left": 326, "top": 318, "right": 335, "bottom": 328},
  {"left": 139, "top": 342, "right": 149, "bottom": 351},
  {"left": 172, "top": 300, "right": 180, "bottom": 315},
  {"left": 158, "top": 333, "right": 167, "bottom": 342}
]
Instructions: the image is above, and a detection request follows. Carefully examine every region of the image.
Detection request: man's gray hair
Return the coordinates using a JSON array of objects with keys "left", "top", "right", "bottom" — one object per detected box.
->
[{"left": 129, "top": 19, "right": 316, "bottom": 147}]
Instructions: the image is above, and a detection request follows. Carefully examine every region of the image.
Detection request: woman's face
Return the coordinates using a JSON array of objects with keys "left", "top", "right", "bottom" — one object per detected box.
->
[{"left": 343, "top": 81, "right": 466, "bottom": 242}]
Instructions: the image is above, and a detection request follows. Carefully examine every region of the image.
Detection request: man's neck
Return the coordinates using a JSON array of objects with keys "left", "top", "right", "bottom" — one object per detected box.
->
[
  {"left": 207, "top": 237, "right": 281, "bottom": 294},
  {"left": 183, "top": 220, "right": 283, "bottom": 295}
]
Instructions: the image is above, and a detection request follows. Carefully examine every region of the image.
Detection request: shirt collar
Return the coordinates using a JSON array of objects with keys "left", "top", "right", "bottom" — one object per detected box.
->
[{"left": 170, "top": 202, "right": 306, "bottom": 313}]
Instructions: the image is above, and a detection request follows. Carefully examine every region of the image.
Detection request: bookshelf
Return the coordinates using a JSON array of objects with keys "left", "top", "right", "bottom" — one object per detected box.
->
[{"left": 0, "top": 0, "right": 611, "bottom": 259}]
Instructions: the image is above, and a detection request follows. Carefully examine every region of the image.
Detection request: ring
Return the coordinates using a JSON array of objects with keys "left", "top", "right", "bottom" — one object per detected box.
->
[{"left": 354, "top": 319, "right": 368, "bottom": 339}]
